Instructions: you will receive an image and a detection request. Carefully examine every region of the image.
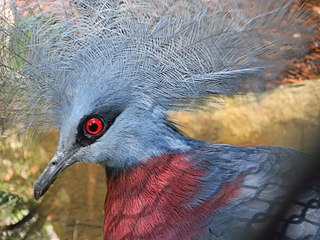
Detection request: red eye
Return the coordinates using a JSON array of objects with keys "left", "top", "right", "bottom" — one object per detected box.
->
[{"left": 85, "top": 118, "right": 104, "bottom": 135}]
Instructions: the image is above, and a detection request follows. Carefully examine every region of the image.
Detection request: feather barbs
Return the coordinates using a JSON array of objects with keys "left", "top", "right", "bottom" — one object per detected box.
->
[{"left": 0, "top": 0, "right": 311, "bottom": 131}]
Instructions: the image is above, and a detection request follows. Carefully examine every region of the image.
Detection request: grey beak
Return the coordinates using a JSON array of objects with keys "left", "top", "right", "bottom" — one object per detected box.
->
[{"left": 34, "top": 150, "right": 76, "bottom": 200}]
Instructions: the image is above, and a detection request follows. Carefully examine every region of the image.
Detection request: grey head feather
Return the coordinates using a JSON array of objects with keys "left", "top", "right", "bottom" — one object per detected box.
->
[{"left": 0, "top": 0, "right": 312, "bottom": 132}]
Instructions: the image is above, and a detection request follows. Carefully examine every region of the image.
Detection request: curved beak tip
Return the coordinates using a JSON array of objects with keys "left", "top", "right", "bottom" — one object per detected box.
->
[
  {"left": 33, "top": 169, "right": 53, "bottom": 200},
  {"left": 33, "top": 168, "right": 59, "bottom": 200},
  {"left": 34, "top": 189, "right": 42, "bottom": 200},
  {"left": 33, "top": 182, "right": 45, "bottom": 200},
  {"left": 33, "top": 151, "right": 76, "bottom": 200}
]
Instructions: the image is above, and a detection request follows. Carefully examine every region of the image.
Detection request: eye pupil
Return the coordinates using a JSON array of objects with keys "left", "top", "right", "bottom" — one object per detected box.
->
[
  {"left": 85, "top": 117, "right": 104, "bottom": 135},
  {"left": 89, "top": 123, "right": 98, "bottom": 132}
]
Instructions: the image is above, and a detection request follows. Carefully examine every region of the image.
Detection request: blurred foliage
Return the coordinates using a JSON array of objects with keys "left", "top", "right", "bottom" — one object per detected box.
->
[
  {"left": 9, "top": 20, "right": 32, "bottom": 71},
  {"left": 0, "top": 191, "right": 34, "bottom": 227},
  {"left": 0, "top": 132, "right": 58, "bottom": 240},
  {"left": 0, "top": 131, "right": 104, "bottom": 240}
]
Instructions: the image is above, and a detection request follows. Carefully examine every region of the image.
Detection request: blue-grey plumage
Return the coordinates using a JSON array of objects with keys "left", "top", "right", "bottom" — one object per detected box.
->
[{"left": 0, "top": 0, "right": 319, "bottom": 239}]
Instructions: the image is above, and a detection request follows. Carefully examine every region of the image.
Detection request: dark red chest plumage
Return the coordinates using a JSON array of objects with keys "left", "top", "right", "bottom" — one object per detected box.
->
[{"left": 103, "top": 154, "right": 242, "bottom": 240}]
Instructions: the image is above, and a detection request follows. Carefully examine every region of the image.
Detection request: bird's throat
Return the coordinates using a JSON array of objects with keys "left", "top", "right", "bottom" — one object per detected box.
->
[{"left": 103, "top": 153, "right": 242, "bottom": 240}]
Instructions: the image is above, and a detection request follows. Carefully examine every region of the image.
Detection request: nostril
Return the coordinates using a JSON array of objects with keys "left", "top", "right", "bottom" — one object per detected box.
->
[{"left": 51, "top": 161, "right": 57, "bottom": 166}]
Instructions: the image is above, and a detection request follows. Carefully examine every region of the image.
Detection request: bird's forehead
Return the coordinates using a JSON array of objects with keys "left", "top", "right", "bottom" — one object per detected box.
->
[
  {"left": 62, "top": 95, "right": 114, "bottom": 124},
  {"left": 58, "top": 80, "right": 130, "bottom": 130},
  {"left": 62, "top": 73, "right": 130, "bottom": 113}
]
